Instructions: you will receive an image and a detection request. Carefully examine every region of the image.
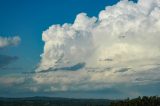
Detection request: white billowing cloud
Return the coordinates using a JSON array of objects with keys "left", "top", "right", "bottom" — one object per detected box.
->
[
  {"left": 34, "top": 0, "right": 160, "bottom": 92},
  {"left": 36, "top": 13, "right": 96, "bottom": 71},
  {"left": 0, "top": 36, "right": 21, "bottom": 48}
]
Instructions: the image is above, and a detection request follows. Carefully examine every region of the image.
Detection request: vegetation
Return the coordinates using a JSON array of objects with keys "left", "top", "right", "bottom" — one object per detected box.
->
[
  {"left": 0, "top": 96, "right": 159, "bottom": 106},
  {"left": 0, "top": 97, "right": 111, "bottom": 106},
  {"left": 110, "top": 96, "right": 160, "bottom": 106}
]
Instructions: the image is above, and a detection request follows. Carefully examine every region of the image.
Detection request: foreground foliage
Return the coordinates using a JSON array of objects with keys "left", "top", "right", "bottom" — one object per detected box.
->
[{"left": 110, "top": 96, "right": 160, "bottom": 106}]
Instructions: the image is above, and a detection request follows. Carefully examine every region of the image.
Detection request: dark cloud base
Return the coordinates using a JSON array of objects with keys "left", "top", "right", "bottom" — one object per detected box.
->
[{"left": 0, "top": 54, "right": 18, "bottom": 69}]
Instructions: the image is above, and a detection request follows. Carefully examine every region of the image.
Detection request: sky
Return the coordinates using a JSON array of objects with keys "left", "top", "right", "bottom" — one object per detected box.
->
[{"left": 0, "top": 0, "right": 160, "bottom": 99}]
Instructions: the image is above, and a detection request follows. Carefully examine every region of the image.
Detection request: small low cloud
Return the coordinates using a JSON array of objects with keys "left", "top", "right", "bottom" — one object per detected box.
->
[
  {"left": 0, "top": 75, "right": 25, "bottom": 87},
  {"left": 0, "top": 36, "right": 21, "bottom": 48},
  {"left": 116, "top": 68, "right": 131, "bottom": 73}
]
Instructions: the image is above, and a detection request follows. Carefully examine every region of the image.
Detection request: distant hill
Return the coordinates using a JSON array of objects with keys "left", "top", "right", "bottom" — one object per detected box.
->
[
  {"left": 0, "top": 97, "right": 112, "bottom": 106},
  {"left": 0, "top": 96, "right": 159, "bottom": 106}
]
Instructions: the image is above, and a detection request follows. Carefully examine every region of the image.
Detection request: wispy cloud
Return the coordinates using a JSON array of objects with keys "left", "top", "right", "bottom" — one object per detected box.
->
[{"left": 0, "top": 36, "right": 21, "bottom": 48}]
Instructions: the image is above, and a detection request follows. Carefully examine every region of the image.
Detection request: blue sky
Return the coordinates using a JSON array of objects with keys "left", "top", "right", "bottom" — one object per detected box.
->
[
  {"left": 0, "top": 0, "right": 160, "bottom": 99},
  {"left": 0, "top": 0, "right": 122, "bottom": 73}
]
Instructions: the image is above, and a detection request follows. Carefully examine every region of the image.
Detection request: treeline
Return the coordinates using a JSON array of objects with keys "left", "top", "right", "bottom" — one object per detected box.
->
[
  {"left": 0, "top": 97, "right": 111, "bottom": 106},
  {"left": 110, "top": 96, "right": 160, "bottom": 106},
  {"left": 0, "top": 96, "right": 160, "bottom": 106}
]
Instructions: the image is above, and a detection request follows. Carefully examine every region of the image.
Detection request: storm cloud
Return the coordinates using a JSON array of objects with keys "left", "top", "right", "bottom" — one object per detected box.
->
[{"left": 34, "top": 0, "right": 160, "bottom": 92}]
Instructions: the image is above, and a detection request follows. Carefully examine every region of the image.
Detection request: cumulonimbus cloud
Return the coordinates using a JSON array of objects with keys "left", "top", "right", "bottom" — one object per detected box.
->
[
  {"left": 34, "top": 0, "right": 160, "bottom": 92},
  {"left": 0, "top": 36, "right": 21, "bottom": 48}
]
